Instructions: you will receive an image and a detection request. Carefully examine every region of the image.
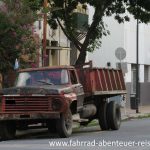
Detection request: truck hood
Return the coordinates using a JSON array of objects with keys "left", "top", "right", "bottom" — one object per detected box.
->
[{"left": 2, "top": 85, "right": 73, "bottom": 95}]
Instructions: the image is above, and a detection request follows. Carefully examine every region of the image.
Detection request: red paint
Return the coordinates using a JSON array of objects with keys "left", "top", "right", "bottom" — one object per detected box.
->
[
  {"left": 2, "top": 96, "right": 5, "bottom": 112},
  {"left": 77, "top": 68, "right": 126, "bottom": 97}
]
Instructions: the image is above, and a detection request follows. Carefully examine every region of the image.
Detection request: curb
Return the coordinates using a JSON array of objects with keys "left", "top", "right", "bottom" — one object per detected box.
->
[{"left": 121, "top": 113, "right": 150, "bottom": 121}]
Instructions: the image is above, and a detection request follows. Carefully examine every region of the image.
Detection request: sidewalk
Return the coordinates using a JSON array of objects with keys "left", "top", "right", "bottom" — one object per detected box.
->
[{"left": 121, "top": 105, "right": 150, "bottom": 120}]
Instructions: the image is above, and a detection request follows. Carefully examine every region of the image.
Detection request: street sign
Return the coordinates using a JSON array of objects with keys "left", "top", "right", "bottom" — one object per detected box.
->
[{"left": 115, "top": 47, "right": 126, "bottom": 61}]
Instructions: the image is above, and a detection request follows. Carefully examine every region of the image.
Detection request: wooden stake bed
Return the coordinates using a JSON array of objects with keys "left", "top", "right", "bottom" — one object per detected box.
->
[{"left": 76, "top": 67, "right": 126, "bottom": 97}]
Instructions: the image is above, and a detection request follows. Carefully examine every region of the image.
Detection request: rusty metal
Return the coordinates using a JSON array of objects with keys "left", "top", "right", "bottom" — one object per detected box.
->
[
  {"left": 0, "top": 112, "right": 60, "bottom": 121},
  {"left": 2, "top": 94, "right": 68, "bottom": 113},
  {"left": 77, "top": 67, "right": 126, "bottom": 97}
]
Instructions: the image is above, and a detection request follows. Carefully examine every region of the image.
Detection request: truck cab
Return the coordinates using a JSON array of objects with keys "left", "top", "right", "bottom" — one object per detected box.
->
[{"left": 0, "top": 66, "right": 84, "bottom": 140}]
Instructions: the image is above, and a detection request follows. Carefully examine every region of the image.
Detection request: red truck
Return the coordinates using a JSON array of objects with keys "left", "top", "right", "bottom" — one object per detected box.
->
[{"left": 0, "top": 62, "right": 126, "bottom": 140}]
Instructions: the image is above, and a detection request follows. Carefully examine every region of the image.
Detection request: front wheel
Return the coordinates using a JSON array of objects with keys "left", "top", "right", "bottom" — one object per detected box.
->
[
  {"left": 0, "top": 121, "right": 16, "bottom": 140},
  {"left": 47, "top": 119, "right": 57, "bottom": 134},
  {"left": 56, "top": 109, "right": 73, "bottom": 138},
  {"left": 107, "top": 101, "right": 121, "bottom": 130}
]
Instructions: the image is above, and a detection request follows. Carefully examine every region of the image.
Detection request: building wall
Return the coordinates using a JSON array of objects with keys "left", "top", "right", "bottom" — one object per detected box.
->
[
  {"left": 34, "top": 20, "right": 70, "bottom": 66},
  {"left": 88, "top": 16, "right": 125, "bottom": 68},
  {"left": 88, "top": 7, "right": 150, "bottom": 107}
]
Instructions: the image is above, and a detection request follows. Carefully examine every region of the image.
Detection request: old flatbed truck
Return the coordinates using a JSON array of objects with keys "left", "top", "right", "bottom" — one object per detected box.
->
[{"left": 0, "top": 62, "right": 126, "bottom": 140}]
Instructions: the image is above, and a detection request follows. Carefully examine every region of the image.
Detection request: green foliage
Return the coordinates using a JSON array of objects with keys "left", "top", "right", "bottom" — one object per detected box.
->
[
  {"left": 87, "top": 22, "right": 110, "bottom": 52},
  {"left": 25, "top": 0, "right": 43, "bottom": 11},
  {"left": 29, "top": 0, "right": 150, "bottom": 64},
  {"left": 0, "top": 0, "right": 39, "bottom": 73}
]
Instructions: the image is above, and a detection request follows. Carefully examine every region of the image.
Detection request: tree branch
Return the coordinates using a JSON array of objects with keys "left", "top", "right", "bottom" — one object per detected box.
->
[
  {"left": 81, "top": 0, "right": 109, "bottom": 51},
  {"left": 50, "top": 0, "right": 82, "bottom": 52},
  {"left": 56, "top": 18, "right": 82, "bottom": 51},
  {"left": 63, "top": 2, "right": 83, "bottom": 51},
  {"left": 81, "top": 8, "right": 102, "bottom": 51}
]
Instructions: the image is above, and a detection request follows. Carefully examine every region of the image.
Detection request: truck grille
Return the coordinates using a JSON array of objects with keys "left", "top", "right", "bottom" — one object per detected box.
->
[{"left": 4, "top": 96, "right": 50, "bottom": 112}]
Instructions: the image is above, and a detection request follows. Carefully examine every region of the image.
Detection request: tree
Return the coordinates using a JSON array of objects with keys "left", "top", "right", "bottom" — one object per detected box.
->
[
  {"left": 0, "top": 0, "right": 39, "bottom": 75},
  {"left": 29, "top": 0, "right": 150, "bottom": 65}
]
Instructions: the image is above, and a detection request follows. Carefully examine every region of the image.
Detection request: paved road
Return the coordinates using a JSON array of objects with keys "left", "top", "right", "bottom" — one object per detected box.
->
[{"left": 0, "top": 118, "right": 150, "bottom": 150}]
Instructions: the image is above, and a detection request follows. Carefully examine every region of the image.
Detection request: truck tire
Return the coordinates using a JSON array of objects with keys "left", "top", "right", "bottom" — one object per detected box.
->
[
  {"left": 56, "top": 109, "right": 73, "bottom": 138},
  {"left": 0, "top": 121, "right": 16, "bottom": 140},
  {"left": 17, "top": 122, "right": 28, "bottom": 130},
  {"left": 107, "top": 101, "right": 121, "bottom": 130},
  {"left": 98, "top": 101, "right": 109, "bottom": 130},
  {"left": 47, "top": 119, "right": 56, "bottom": 133}
]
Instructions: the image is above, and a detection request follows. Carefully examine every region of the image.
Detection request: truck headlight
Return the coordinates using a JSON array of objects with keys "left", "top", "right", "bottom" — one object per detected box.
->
[{"left": 51, "top": 98, "right": 62, "bottom": 111}]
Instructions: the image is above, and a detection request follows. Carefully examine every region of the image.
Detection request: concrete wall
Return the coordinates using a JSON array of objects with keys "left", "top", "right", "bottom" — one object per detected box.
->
[
  {"left": 88, "top": 16, "right": 125, "bottom": 68},
  {"left": 140, "top": 83, "right": 150, "bottom": 105},
  {"left": 125, "top": 83, "right": 131, "bottom": 108}
]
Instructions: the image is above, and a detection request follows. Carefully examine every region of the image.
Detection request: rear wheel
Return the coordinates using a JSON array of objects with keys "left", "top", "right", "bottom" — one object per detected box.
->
[
  {"left": 98, "top": 100, "right": 109, "bottom": 130},
  {"left": 107, "top": 101, "right": 121, "bottom": 130},
  {"left": 0, "top": 121, "right": 16, "bottom": 140},
  {"left": 56, "top": 109, "right": 73, "bottom": 138}
]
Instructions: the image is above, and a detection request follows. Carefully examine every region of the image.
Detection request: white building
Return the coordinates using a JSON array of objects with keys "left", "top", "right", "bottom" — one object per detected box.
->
[
  {"left": 88, "top": 7, "right": 150, "bottom": 107},
  {"left": 33, "top": 19, "right": 70, "bottom": 67}
]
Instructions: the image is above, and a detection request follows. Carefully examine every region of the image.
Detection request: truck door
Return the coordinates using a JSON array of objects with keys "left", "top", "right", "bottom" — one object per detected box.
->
[{"left": 69, "top": 69, "right": 84, "bottom": 112}]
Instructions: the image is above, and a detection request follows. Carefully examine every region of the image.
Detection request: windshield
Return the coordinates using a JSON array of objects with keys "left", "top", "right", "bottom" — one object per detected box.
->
[{"left": 15, "top": 69, "right": 69, "bottom": 87}]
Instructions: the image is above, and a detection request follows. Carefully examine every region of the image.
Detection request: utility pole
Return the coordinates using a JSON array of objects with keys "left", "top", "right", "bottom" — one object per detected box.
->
[
  {"left": 136, "top": 0, "right": 139, "bottom": 113},
  {"left": 43, "top": 0, "right": 48, "bottom": 66}
]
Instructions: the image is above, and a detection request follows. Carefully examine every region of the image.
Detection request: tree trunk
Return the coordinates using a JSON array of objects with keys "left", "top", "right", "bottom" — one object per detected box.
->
[
  {"left": 75, "top": 50, "right": 86, "bottom": 66},
  {"left": 75, "top": 8, "right": 102, "bottom": 66}
]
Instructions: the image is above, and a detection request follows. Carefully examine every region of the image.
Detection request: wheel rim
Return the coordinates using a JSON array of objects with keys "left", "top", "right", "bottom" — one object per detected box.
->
[{"left": 64, "top": 112, "right": 72, "bottom": 132}]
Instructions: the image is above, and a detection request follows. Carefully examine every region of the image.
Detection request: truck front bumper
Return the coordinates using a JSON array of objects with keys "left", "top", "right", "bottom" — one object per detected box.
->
[{"left": 0, "top": 111, "right": 60, "bottom": 121}]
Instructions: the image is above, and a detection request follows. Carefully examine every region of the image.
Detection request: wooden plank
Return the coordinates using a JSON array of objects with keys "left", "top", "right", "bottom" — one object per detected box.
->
[
  {"left": 112, "top": 70, "right": 118, "bottom": 90},
  {"left": 118, "top": 70, "right": 126, "bottom": 90},
  {"left": 99, "top": 69, "right": 107, "bottom": 91},
  {"left": 96, "top": 69, "right": 103, "bottom": 91},
  {"left": 104, "top": 69, "right": 111, "bottom": 91},
  {"left": 107, "top": 70, "right": 113, "bottom": 90},
  {"left": 109, "top": 70, "right": 117, "bottom": 90},
  {"left": 116, "top": 70, "right": 123, "bottom": 90},
  {"left": 102, "top": 69, "right": 108, "bottom": 91}
]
